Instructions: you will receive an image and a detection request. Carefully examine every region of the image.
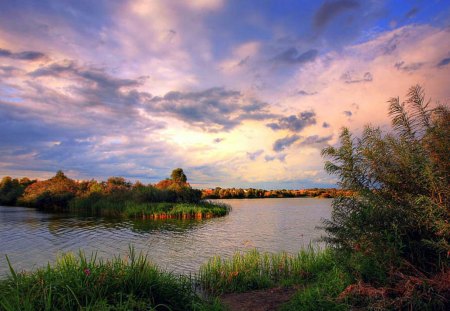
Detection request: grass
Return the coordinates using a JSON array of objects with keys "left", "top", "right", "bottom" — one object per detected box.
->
[
  {"left": 0, "top": 247, "right": 223, "bottom": 311},
  {"left": 197, "top": 247, "right": 352, "bottom": 295},
  {"left": 123, "top": 202, "right": 230, "bottom": 219},
  {"left": 69, "top": 196, "right": 231, "bottom": 219}
]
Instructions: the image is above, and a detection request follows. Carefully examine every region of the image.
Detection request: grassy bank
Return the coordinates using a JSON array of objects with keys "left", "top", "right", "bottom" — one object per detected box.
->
[
  {"left": 0, "top": 248, "right": 222, "bottom": 311},
  {"left": 198, "top": 248, "right": 353, "bottom": 310},
  {"left": 1, "top": 246, "right": 447, "bottom": 310},
  {"left": 69, "top": 196, "right": 230, "bottom": 219},
  {"left": 1, "top": 247, "right": 348, "bottom": 311}
]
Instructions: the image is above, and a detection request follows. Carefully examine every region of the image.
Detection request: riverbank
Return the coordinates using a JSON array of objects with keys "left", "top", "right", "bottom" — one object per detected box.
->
[
  {"left": 0, "top": 247, "right": 348, "bottom": 311},
  {"left": 1, "top": 247, "right": 447, "bottom": 310}
]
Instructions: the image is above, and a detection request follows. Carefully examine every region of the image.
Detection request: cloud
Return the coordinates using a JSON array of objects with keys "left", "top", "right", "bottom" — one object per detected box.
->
[
  {"left": 264, "top": 153, "right": 286, "bottom": 162},
  {"left": 343, "top": 111, "right": 352, "bottom": 117},
  {"left": 299, "top": 135, "right": 333, "bottom": 146},
  {"left": 297, "top": 90, "right": 317, "bottom": 96},
  {"left": 272, "top": 48, "right": 318, "bottom": 65},
  {"left": 405, "top": 7, "right": 419, "bottom": 19},
  {"left": 394, "top": 61, "right": 423, "bottom": 72},
  {"left": 246, "top": 149, "right": 264, "bottom": 161},
  {"left": 340, "top": 71, "right": 373, "bottom": 83},
  {"left": 314, "top": 0, "right": 360, "bottom": 29},
  {"left": 149, "top": 87, "right": 275, "bottom": 132},
  {"left": 30, "top": 61, "right": 141, "bottom": 90},
  {"left": 273, "top": 135, "right": 300, "bottom": 152},
  {"left": 437, "top": 58, "right": 450, "bottom": 67},
  {"left": 267, "top": 111, "right": 316, "bottom": 132},
  {"left": 0, "top": 48, "right": 47, "bottom": 61}
]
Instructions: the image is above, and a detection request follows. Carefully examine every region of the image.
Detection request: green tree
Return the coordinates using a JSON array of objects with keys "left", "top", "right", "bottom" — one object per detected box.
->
[{"left": 322, "top": 85, "right": 449, "bottom": 279}]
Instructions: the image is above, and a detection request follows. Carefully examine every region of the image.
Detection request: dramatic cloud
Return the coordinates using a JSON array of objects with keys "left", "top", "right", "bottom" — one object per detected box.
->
[
  {"left": 273, "top": 135, "right": 300, "bottom": 152},
  {"left": 272, "top": 48, "right": 318, "bottom": 65},
  {"left": 0, "top": 48, "right": 47, "bottom": 61},
  {"left": 0, "top": 1, "right": 448, "bottom": 188},
  {"left": 149, "top": 87, "right": 274, "bottom": 132},
  {"left": 267, "top": 111, "right": 316, "bottom": 132},
  {"left": 314, "top": 0, "right": 360, "bottom": 29}
]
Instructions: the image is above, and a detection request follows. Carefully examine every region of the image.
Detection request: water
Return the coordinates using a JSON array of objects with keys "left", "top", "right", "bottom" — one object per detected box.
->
[{"left": 0, "top": 198, "right": 332, "bottom": 277}]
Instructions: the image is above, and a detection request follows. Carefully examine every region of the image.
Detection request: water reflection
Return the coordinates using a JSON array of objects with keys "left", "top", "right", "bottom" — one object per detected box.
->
[{"left": 0, "top": 198, "right": 331, "bottom": 277}]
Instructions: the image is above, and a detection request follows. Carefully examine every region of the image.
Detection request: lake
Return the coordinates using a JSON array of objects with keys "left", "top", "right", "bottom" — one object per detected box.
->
[{"left": 0, "top": 198, "right": 332, "bottom": 277}]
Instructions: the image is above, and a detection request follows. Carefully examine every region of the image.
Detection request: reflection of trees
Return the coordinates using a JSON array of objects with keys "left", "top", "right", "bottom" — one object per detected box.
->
[{"left": 44, "top": 210, "right": 208, "bottom": 235}]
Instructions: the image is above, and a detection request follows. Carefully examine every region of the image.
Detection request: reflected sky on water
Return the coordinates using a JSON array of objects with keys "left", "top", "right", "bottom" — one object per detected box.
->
[{"left": 0, "top": 198, "right": 331, "bottom": 276}]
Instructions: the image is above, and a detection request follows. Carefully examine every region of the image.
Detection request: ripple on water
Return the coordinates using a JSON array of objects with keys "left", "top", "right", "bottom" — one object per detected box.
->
[{"left": 0, "top": 198, "right": 331, "bottom": 276}]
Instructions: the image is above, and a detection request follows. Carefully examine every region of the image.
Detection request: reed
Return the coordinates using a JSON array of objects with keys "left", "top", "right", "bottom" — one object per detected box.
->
[
  {"left": 197, "top": 247, "right": 343, "bottom": 295},
  {"left": 69, "top": 196, "right": 231, "bottom": 219},
  {"left": 0, "top": 247, "right": 223, "bottom": 311}
]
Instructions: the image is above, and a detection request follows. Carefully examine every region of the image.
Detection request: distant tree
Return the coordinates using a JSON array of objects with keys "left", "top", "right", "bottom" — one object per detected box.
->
[
  {"left": 55, "top": 170, "right": 66, "bottom": 179},
  {"left": 105, "top": 177, "right": 131, "bottom": 193},
  {"left": 170, "top": 168, "right": 187, "bottom": 184}
]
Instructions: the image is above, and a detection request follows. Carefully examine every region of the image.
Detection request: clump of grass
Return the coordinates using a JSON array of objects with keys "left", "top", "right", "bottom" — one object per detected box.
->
[
  {"left": 0, "top": 247, "right": 222, "bottom": 311},
  {"left": 123, "top": 201, "right": 230, "bottom": 219},
  {"left": 198, "top": 247, "right": 345, "bottom": 295},
  {"left": 70, "top": 196, "right": 230, "bottom": 220}
]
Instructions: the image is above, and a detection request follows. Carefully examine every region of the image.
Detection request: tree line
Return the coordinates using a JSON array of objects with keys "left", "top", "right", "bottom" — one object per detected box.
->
[{"left": 201, "top": 187, "right": 353, "bottom": 199}]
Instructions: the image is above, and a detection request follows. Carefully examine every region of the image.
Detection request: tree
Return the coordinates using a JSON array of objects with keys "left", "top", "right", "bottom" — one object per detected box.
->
[
  {"left": 321, "top": 85, "right": 449, "bottom": 278},
  {"left": 170, "top": 168, "right": 187, "bottom": 184}
]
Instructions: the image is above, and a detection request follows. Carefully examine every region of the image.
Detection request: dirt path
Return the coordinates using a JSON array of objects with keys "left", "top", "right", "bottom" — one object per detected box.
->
[{"left": 220, "top": 286, "right": 299, "bottom": 311}]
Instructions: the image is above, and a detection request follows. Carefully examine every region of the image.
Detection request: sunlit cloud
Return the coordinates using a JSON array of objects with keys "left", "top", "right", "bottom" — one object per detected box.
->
[{"left": 0, "top": 0, "right": 449, "bottom": 188}]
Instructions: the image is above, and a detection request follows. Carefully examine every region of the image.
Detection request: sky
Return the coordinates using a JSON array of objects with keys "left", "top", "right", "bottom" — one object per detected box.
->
[{"left": 0, "top": 0, "right": 449, "bottom": 189}]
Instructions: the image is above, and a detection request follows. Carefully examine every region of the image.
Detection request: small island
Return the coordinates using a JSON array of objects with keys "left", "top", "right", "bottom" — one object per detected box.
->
[{"left": 0, "top": 168, "right": 230, "bottom": 219}]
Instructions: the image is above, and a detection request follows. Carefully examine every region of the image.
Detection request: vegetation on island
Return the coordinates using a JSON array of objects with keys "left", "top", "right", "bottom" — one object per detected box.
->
[
  {"left": 0, "top": 86, "right": 448, "bottom": 310},
  {"left": 0, "top": 169, "right": 230, "bottom": 219}
]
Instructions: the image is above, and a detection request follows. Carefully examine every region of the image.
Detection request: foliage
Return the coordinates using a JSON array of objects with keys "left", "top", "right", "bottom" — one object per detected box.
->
[
  {"left": 321, "top": 85, "right": 449, "bottom": 308},
  {"left": 0, "top": 177, "right": 34, "bottom": 206},
  {"left": 171, "top": 168, "right": 187, "bottom": 184},
  {"left": 19, "top": 171, "right": 79, "bottom": 209},
  {"left": 4, "top": 168, "right": 208, "bottom": 216},
  {"left": 0, "top": 248, "right": 222, "bottom": 311}
]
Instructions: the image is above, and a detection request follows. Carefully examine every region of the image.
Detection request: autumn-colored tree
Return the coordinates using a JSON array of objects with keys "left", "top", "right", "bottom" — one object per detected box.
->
[{"left": 20, "top": 171, "right": 79, "bottom": 209}]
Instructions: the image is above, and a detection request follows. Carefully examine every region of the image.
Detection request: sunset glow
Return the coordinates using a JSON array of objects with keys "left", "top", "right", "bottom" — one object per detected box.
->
[{"left": 1, "top": 0, "right": 449, "bottom": 188}]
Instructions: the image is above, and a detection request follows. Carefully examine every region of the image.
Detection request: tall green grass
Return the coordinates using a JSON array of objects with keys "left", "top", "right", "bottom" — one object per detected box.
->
[
  {"left": 198, "top": 247, "right": 350, "bottom": 294},
  {"left": 0, "top": 247, "right": 223, "bottom": 311},
  {"left": 198, "top": 247, "right": 353, "bottom": 310}
]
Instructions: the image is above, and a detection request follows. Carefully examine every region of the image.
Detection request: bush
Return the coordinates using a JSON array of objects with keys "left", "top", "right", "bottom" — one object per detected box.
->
[{"left": 321, "top": 85, "right": 449, "bottom": 308}]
